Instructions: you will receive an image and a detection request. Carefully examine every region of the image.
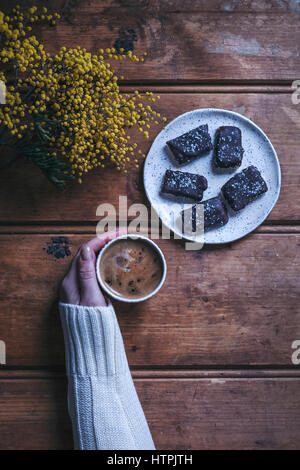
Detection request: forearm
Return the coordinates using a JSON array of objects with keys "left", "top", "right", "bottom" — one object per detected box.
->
[{"left": 59, "top": 302, "right": 155, "bottom": 450}]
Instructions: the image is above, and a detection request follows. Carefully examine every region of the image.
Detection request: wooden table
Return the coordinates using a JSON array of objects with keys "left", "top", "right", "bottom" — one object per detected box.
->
[{"left": 0, "top": 0, "right": 300, "bottom": 450}]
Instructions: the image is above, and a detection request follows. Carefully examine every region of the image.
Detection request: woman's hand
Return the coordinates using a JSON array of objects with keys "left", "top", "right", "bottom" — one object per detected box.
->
[{"left": 59, "top": 229, "right": 126, "bottom": 307}]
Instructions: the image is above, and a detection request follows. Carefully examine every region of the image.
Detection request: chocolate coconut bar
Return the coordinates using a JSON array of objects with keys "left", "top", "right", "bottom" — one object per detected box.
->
[
  {"left": 214, "top": 126, "right": 244, "bottom": 168},
  {"left": 181, "top": 196, "right": 229, "bottom": 233},
  {"left": 222, "top": 165, "right": 268, "bottom": 211},
  {"left": 161, "top": 169, "right": 208, "bottom": 201},
  {"left": 166, "top": 124, "right": 212, "bottom": 165}
]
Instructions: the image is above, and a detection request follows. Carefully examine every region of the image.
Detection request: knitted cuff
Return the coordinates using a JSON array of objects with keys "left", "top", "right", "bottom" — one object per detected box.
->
[{"left": 59, "top": 302, "right": 128, "bottom": 377}]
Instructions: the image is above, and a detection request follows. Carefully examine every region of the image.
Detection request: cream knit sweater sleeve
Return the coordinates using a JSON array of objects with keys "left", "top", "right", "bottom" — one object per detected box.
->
[{"left": 59, "top": 301, "right": 155, "bottom": 450}]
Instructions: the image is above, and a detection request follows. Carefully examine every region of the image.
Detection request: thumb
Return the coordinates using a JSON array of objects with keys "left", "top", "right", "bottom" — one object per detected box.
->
[{"left": 78, "top": 245, "right": 104, "bottom": 306}]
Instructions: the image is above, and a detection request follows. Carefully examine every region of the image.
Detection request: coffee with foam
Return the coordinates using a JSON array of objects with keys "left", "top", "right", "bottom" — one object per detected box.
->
[{"left": 100, "top": 238, "right": 163, "bottom": 300}]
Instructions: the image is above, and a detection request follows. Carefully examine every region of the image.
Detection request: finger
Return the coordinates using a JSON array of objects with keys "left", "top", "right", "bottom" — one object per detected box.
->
[
  {"left": 78, "top": 245, "right": 104, "bottom": 305},
  {"left": 59, "top": 248, "right": 81, "bottom": 303},
  {"left": 86, "top": 227, "right": 128, "bottom": 253}
]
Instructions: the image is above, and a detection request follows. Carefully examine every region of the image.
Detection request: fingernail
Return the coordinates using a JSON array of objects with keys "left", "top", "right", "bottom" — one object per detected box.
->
[{"left": 81, "top": 246, "right": 92, "bottom": 260}]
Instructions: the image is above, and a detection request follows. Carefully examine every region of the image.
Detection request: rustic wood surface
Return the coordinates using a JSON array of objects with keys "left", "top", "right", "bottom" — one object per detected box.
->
[
  {"left": 17, "top": 0, "right": 300, "bottom": 81},
  {"left": 0, "top": 233, "right": 299, "bottom": 367},
  {"left": 0, "top": 0, "right": 299, "bottom": 450},
  {"left": 0, "top": 92, "right": 299, "bottom": 223},
  {"left": 0, "top": 373, "right": 300, "bottom": 450}
]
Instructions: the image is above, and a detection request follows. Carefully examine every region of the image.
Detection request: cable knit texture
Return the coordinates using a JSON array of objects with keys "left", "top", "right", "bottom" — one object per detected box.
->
[{"left": 59, "top": 301, "right": 155, "bottom": 450}]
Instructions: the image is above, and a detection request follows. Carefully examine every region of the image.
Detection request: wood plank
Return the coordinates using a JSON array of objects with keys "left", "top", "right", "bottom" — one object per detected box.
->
[
  {"left": 0, "top": 233, "right": 299, "bottom": 367},
  {"left": 1, "top": 0, "right": 299, "bottom": 81},
  {"left": 2, "top": 368, "right": 300, "bottom": 379},
  {"left": 0, "top": 92, "right": 299, "bottom": 222},
  {"left": 1, "top": 223, "right": 300, "bottom": 235},
  {"left": 120, "top": 85, "right": 292, "bottom": 93},
  {"left": 0, "top": 376, "right": 299, "bottom": 449},
  {"left": 0, "top": 378, "right": 73, "bottom": 450}
]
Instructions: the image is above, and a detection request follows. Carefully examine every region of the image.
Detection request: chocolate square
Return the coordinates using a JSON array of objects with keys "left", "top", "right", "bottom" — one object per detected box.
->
[
  {"left": 166, "top": 124, "right": 212, "bottom": 165},
  {"left": 214, "top": 126, "right": 244, "bottom": 168},
  {"left": 161, "top": 169, "right": 208, "bottom": 201},
  {"left": 222, "top": 165, "right": 268, "bottom": 211},
  {"left": 181, "top": 196, "right": 229, "bottom": 233}
]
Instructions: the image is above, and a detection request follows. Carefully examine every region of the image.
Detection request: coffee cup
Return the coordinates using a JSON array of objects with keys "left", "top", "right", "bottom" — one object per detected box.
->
[{"left": 96, "top": 234, "right": 167, "bottom": 303}]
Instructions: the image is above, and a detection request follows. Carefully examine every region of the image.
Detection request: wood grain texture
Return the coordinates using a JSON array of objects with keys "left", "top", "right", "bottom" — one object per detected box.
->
[
  {"left": 1, "top": 0, "right": 299, "bottom": 81},
  {"left": 1, "top": 369, "right": 300, "bottom": 379},
  {"left": 0, "top": 233, "right": 299, "bottom": 367},
  {"left": 0, "top": 92, "right": 299, "bottom": 223},
  {"left": 0, "top": 0, "right": 299, "bottom": 451},
  {"left": 0, "top": 378, "right": 73, "bottom": 450},
  {"left": 0, "top": 377, "right": 300, "bottom": 450}
]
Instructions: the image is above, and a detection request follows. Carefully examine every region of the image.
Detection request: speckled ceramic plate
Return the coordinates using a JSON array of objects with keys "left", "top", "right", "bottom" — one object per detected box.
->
[{"left": 143, "top": 108, "right": 281, "bottom": 244}]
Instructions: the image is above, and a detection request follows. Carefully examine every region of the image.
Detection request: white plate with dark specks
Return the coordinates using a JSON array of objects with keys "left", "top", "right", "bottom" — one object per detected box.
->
[{"left": 143, "top": 108, "right": 281, "bottom": 244}]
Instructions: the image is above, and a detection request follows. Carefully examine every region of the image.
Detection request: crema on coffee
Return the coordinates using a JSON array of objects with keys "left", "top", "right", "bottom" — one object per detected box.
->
[{"left": 100, "top": 238, "right": 163, "bottom": 300}]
